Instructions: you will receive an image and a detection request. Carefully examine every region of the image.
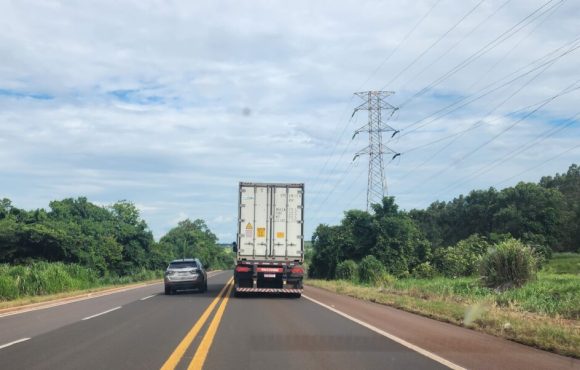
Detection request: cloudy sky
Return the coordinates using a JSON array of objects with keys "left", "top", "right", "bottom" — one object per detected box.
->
[{"left": 1, "top": 0, "right": 579, "bottom": 242}]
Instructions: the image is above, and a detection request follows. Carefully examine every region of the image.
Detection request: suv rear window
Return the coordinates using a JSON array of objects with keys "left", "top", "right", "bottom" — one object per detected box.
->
[{"left": 168, "top": 261, "right": 198, "bottom": 269}]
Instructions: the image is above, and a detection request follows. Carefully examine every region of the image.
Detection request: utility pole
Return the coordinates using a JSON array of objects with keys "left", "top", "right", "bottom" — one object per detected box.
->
[{"left": 352, "top": 91, "right": 399, "bottom": 211}]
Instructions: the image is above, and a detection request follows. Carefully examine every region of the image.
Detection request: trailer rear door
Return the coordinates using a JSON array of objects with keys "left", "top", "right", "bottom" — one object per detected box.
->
[{"left": 238, "top": 183, "right": 303, "bottom": 261}]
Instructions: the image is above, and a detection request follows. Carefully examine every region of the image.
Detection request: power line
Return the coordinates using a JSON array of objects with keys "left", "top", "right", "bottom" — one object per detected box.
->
[
  {"left": 450, "top": 79, "right": 579, "bottom": 168},
  {"left": 310, "top": 161, "right": 357, "bottom": 220},
  {"left": 357, "top": 0, "right": 442, "bottom": 91},
  {"left": 493, "top": 142, "right": 580, "bottom": 187},
  {"left": 465, "top": 0, "right": 564, "bottom": 92},
  {"left": 380, "top": 0, "right": 486, "bottom": 90},
  {"left": 396, "top": 90, "right": 578, "bottom": 182},
  {"left": 397, "top": 0, "right": 514, "bottom": 92},
  {"left": 317, "top": 162, "right": 368, "bottom": 222},
  {"left": 397, "top": 35, "right": 580, "bottom": 138},
  {"left": 399, "top": 0, "right": 565, "bottom": 108},
  {"left": 396, "top": 46, "right": 572, "bottom": 186},
  {"left": 434, "top": 80, "right": 580, "bottom": 195},
  {"left": 308, "top": 96, "right": 356, "bottom": 202},
  {"left": 310, "top": 1, "right": 443, "bottom": 209},
  {"left": 439, "top": 107, "right": 580, "bottom": 195},
  {"left": 399, "top": 70, "right": 579, "bottom": 195}
]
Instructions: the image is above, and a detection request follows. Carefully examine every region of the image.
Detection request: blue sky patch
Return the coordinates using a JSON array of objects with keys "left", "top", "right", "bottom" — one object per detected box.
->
[{"left": 0, "top": 88, "right": 53, "bottom": 100}]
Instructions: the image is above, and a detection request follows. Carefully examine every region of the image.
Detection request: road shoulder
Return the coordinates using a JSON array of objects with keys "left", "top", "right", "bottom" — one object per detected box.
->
[{"left": 304, "top": 285, "right": 580, "bottom": 370}]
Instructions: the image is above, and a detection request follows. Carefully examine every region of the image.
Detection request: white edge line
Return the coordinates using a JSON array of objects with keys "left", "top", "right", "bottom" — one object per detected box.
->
[
  {"left": 302, "top": 294, "right": 466, "bottom": 370},
  {"left": 0, "top": 337, "right": 31, "bottom": 350},
  {"left": 81, "top": 306, "right": 122, "bottom": 321},
  {"left": 0, "top": 283, "right": 162, "bottom": 318},
  {"left": 140, "top": 294, "right": 156, "bottom": 301}
]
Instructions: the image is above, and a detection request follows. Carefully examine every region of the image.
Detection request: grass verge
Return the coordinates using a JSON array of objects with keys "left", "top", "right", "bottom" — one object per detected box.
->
[
  {"left": 0, "top": 278, "right": 161, "bottom": 311},
  {"left": 543, "top": 253, "right": 580, "bottom": 275},
  {"left": 306, "top": 277, "right": 580, "bottom": 359},
  {"left": 0, "top": 262, "right": 163, "bottom": 306}
]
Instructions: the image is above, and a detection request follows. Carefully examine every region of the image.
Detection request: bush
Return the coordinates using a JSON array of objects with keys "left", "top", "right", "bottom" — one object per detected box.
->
[
  {"left": 0, "top": 275, "right": 19, "bottom": 300},
  {"left": 479, "top": 238, "right": 538, "bottom": 289},
  {"left": 433, "top": 248, "right": 465, "bottom": 277},
  {"left": 433, "top": 234, "right": 490, "bottom": 277},
  {"left": 412, "top": 262, "right": 436, "bottom": 279},
  {"left": 336, "top": 260, "right": 358, "bottom": 281},
  {"left": 521, "top": 232, "right": 552, "bottom": 268},
  {"left": 358, "top": 255, "right": 386, "bottom": 285},
  {"left": 378, "top": 271, "right": 396, "bottom": 285}
]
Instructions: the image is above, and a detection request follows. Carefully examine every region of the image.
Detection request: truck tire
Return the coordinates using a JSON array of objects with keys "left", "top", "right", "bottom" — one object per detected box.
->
[
  {"left": 165, "top": 286, "right": 171, "bottom": 295},
  {"left": 202, "top": 281, "right": 208, "bottom": 293}
]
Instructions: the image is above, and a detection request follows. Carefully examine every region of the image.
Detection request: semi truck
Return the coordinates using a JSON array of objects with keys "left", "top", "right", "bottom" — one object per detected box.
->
[{"left": 233, "top": 182, "right": 304, "bottom": 297}]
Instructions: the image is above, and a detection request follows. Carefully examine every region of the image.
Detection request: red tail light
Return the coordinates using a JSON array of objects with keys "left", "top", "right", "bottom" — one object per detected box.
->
[
  {"left": 291, "top": 266, "right": 304, "bottom": 275},
  {"left": 235, "top": 266, "right": 251, "bottom": 273}
]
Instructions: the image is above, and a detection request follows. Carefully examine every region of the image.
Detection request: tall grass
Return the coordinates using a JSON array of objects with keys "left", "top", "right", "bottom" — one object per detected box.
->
[
  {"left": 324, "top": 272, "right": 580, "bottom": 320},
  {"left": 542, "top": 253, "right": 580, "bottom": 275},
  {"left": 497, "top": 273, "right": 580, "bottom": 318},
  {"left": 479, "top": 239, "right": 538, "bottom": 289},
  {"left": 0, "top": 262, "right": 162, "bottom": 301}
]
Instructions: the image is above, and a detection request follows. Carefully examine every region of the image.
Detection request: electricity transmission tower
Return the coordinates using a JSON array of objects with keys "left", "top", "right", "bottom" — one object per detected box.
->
[{"left": 352, "top": 91, "right": 399, "bottom": 211}]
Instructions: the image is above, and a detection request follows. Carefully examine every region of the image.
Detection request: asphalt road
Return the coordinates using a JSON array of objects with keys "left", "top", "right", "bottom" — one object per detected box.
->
[{"left": 0, "top": 271, "right": 578, "bottom": 370}]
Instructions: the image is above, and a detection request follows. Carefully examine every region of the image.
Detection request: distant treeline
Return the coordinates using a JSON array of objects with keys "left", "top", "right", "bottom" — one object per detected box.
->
[
  {"left": 0, "top": 197, "right": 233, "bottom": 275},
  {"left": 309, "top": 164, "right": 580, "bottom": 279}
]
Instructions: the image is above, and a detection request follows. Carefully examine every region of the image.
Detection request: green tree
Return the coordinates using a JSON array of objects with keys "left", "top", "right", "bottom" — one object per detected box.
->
[
  {"left": 370, "top": 197, "right": 429, "bottom": 277},
  {"left": 159, "top": 219, "right": 232, "bottom": 269},
  {"left": 309, "top": 224, "right": 345, "bottom": 279},
  {"left": 493, "top": 182, "right": 566, "bottom": 249},
  {"left": 540, "top": 164, "right": 580, "bottom": 251}
]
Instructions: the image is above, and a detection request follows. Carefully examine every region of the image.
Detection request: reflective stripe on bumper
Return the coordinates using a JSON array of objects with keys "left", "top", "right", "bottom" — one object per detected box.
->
[{"left": 235, "top": 288, "right": 303, "bottom": 293}]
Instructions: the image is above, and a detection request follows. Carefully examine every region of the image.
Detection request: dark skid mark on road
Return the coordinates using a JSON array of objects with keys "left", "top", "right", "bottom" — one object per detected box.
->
[{"left": 250, "top": 334, "right": 392, "bottom": 352}]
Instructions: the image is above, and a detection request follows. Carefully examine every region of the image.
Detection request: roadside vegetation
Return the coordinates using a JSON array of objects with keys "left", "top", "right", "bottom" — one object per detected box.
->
[
  {"left": 0, "top": 197, "right": 234, "bottom": 301},
  {"left": 307, "top": 164, "right": 580, "bottom": 358},
  {"left": 0, "top": 262, "right": 162, "bottom": 303},
  {"left": 307, "top": 269, "right": 580, "bottom": 358}
]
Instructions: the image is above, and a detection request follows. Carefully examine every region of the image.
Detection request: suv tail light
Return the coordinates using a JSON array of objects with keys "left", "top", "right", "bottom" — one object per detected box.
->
[
  {"left": 235, "top": 266, "right": 251, "bottom": 273},
  {"left": 291, "top": 266, "right": 304, "bottom": 275}
]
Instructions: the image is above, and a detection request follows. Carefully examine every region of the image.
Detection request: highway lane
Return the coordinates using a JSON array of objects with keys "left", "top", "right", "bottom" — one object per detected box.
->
[
  {"left": 1, "top": 270, "right": 578, "bottom": 370},
  {"left": 204, "top": 292, "right": 450, "bottom": 370},
  {"left": 0, "top": 282, "right": 162, "bottom": 345},
  {"left": 0, "top": 270, "right": 224, "bottom": 345},
  {"left": 0, "top": 271, "right": 231, "bottom": 370}
]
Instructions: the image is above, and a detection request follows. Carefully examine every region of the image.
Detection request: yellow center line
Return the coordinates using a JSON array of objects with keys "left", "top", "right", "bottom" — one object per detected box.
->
[
  {"left": 187, "top": 280, "right": 235, "bottom": 370},
  {"left": 160, "top": 277, "right": 233, "bottom": 370}
]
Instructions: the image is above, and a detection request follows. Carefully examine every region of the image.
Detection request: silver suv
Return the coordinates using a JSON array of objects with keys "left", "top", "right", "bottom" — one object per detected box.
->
[{"left": 164, "top": 258, "right": 208, "bottom": 295}]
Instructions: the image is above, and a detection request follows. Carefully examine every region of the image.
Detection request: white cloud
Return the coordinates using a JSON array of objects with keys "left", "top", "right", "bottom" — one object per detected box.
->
[{"left": 1, "top": 0, "right": 579, "bottom": 240}]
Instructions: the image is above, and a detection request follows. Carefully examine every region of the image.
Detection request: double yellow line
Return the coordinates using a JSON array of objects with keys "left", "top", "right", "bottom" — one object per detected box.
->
[{"left": 161, "top": 277, "right": 234, "bottom": 370}]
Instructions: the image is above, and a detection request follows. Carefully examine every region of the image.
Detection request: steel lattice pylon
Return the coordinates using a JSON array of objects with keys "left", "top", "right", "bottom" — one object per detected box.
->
[{"left": 352, "top": 91, "right": 399, "bottom": 211}]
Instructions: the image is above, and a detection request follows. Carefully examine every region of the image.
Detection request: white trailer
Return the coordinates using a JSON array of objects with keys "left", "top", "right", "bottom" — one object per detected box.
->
[{"left": 233, "top": 182, "right": 304, "bottom": 297}]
